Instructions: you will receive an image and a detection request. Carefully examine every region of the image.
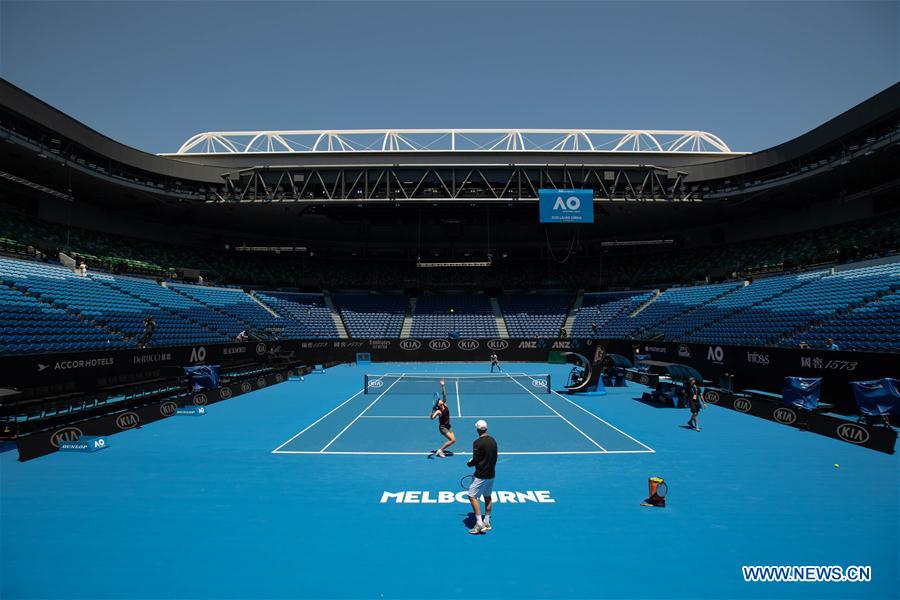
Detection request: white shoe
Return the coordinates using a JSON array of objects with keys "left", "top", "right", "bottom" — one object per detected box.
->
[
  {"left": 482, "top": 520, "right": 492, "bottom": 531},
  {"left": 468, "top": 523, "right": 485, "bottom": 534},
  {"left": 436, "top": 449, "right": 446, "bottom": 457}
]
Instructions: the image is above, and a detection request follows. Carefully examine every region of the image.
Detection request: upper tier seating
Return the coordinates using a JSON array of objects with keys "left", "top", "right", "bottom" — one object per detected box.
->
[
  {"left": 499, "top": 294, "right": 572, "bottom": 337},
  {"left": 334, "top": 294, "right": 407, "bottom": 338},
  {"left": 411, "top": 294, "right": 498, "bottom": 338},
  {"left": 254, "top": 292, "right": 339, "bottom": 338},
  {"left": 570, "top": 291, "right": 655, "bottom": 337}
]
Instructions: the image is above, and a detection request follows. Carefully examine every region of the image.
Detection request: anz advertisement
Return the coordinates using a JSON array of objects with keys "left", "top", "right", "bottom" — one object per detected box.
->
[{"left": 538, "top": 189, "right": 594, "bottom": 223}]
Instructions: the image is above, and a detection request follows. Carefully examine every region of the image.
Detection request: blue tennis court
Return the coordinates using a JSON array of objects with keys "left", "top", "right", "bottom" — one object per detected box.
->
[
  {"left": 273, "top": 372, "right": 652, "bottom": 455},
  {"left": 1, "top": 361, "right": 897, "bottom": 599}
]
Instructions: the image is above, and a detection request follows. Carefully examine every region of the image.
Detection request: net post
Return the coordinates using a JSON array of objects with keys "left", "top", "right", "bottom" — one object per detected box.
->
[
  {"left": 546, "top": 373, "right": 551, "bottom": 393},
  {"left": 364, "top": 374, "right": 368, "bottom": 394}
]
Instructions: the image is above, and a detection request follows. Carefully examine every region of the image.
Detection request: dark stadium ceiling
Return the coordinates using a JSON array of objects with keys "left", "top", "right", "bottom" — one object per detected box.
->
[{"left": 0, "top": 79, "right": 898, "bottom": 249}]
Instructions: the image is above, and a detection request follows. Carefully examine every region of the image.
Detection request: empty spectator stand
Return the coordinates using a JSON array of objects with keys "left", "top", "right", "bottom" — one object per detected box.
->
[
  {"left": 333, "top": 293, "right": 407, "bottom": 338},
  {"left": 678, "top": 271, "right": 827, "bottom": 346},
  {"left": 602, "top": 282, "right": 744, "bottom": 339},
  {"left": 410, "top": 294, "right": 498, "bottom": 338},
  {"left": 91, "top": 274, "right": 230, "bottom": 345},
  {"left": 253, "top": 292, "right": 339, "bottom": 338},
  {"left": 499, "top": 293, "right": 573, "bottom": 337},
  {"left": 169, "top": 283, "right": 283, "bottom": 339},
  {"left": 570, "top": 291, "right": 656, "bottom": 337}
]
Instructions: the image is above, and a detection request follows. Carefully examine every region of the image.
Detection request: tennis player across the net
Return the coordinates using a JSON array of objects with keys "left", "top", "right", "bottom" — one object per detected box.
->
[{"left": 363, "top": 373, "right": 551, "bottom": 395}]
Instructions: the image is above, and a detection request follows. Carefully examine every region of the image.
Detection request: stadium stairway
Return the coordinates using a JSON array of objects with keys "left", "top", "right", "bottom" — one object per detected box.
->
[
  {"left": 322, "top": 293, "right": 349, "bottom": 338},
  {"left": 489, "top": 296, "right": 510, "bottom": 338},
  {"left": 562, "top": 290, "right": 584, "bottom": 334},
  {"left": 248, "top": 291, "right": 282, "bottom": 319},
  {"left": 400, "top": 298, "right": 415, "bottom": 337}
]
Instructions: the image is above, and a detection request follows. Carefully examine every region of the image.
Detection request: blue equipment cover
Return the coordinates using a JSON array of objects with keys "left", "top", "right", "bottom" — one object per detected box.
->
[
  {"left": 782, "top": 376, "right": 822, "bottom": 410},
  {"left": 851, "top": 378, "right": 900, "bottom": 417},
  {"left": 184, "top": 365, "right": 220, "bottom": 392}
]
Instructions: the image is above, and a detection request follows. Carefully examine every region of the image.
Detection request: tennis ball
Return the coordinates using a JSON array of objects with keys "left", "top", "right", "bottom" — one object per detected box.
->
[{"left": 834, "top": 463, "right": 839, "bottom": 468}]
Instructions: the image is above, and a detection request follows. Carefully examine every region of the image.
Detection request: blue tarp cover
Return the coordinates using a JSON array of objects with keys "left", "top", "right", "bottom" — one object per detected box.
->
[
  {"left": 851, "top": 378, "right": 900, "bottom": 417},
  {"left": 782, "top": 376, "right": 822, "bottom": 410},
  {"left": 184, "top": 364, "right": 220, "bottom": 392}
]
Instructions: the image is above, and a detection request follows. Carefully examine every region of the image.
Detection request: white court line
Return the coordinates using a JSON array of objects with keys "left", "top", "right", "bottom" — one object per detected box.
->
[
  {"left": 359, "top": 415, "right": 558, "bottom": 419},
  {"left": 270, "top": 374, "right": 387, "bottom": 453},
  {"left": 455, "top": 379, "right": 462, "bottom": 417},
  {"left": 319, "top": 373, "right": 405, "bottom": 452},
  {"left": 273, "top": 450, "right": 651, "bottom": 455},
  {"left": 382, "top": 372, "right": 530, "bottom": 376},
  {"left": 530, "top": 376, "right": 656, "bottom": 453},
  {"left": 506, "top": 374, "right": 607, "bottom": 451}
]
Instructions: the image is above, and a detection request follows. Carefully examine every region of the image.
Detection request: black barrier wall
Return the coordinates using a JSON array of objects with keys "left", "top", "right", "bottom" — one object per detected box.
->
[
  {"left": 701, "top": 387, "right": 897, "bottom": 454},
  {"left": 603, "top": 340, "right": 899, "bottom": 414},
  {"left": 0, "top": 338, "right": 604, "bottom": 389},
  {"left": 2, "top": 337, "right": 896, "bottom": 412},
  {"left": 15, "top": 370, "right": 290, "bottom": 461}
]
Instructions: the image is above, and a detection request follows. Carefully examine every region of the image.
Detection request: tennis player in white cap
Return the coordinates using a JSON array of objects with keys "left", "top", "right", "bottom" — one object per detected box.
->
[{"left": 466, "top": 419, "right": 498, "bottom": 534}]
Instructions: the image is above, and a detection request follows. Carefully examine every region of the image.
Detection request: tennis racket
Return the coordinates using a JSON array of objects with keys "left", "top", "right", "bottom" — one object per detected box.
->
[
  {"left": 429, "top": 392, "right": 440, "bottom": 415},
  {"left": 459, "top": 474, "right": 474, "bottom": 490}
]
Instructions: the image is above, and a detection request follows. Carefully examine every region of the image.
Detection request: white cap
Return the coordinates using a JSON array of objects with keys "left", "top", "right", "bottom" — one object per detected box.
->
[{"left": 475, "top": 419, "right": 488, "bottom": 432}]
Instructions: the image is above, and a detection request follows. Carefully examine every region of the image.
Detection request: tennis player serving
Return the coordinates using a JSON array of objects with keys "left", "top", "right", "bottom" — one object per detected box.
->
[
  {"left": 430, "top": 379, "right": 455, "bottom": 457},
  {"left": 466, "top": 419, "right": 498, "bottom": 534}
]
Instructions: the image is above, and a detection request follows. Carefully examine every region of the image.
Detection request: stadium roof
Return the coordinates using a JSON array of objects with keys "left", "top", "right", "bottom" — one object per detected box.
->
[{"left": 172, "top": 129, "right": 736, "bottom": 155}]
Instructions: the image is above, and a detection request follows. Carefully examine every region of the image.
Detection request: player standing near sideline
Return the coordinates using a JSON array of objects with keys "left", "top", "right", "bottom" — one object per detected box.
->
[
  {"left": 490, "top": 352, "right": 501, "bottom": 372},
  {"left": 467, "top": 419, "right": 498, "bottom": 534},
  {"left": 430, "top": 380, "right": 455, "bottom": 457},
  {"left": 686, "top": 377, "right": 706, "bottom": 431}
]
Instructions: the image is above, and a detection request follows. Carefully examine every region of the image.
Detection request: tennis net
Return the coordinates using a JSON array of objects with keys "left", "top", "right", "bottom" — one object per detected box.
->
[{"left": 364, "top": 373, "right": 550, "bottom": 395}]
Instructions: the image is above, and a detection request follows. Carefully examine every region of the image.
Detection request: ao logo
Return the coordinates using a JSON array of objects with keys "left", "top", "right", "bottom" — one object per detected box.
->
[
  {"left": 704, "top": 391, "right": 720, "bottom": 404},
  {"left": 707, "top": 346, "right": 724, "bottom": 362},
  {"left": 241, "top": 382, "right": 252, "bottom": 393},
  {"left": 219, "top": 387, "right": 233, "bottom": 399},
  {"left": 429, "top": 339, "right": 451, "bottom": 351},
  {"left": 193, "top": 393, "right": 208, "bottom": 406},
  {"left": 189, "top": 346, "right": 207, "bottom": 362},
  {"left": 116, "top": 412, "right": 140, "bottom": 430},
  {"left": 160, "top": 401, "right": 178, "bottom": 417},
  {"left": 400, "top": 339, "right": 422, "bottom": 351},
  {"left": 487, "top": 339, "right": 509, "bottom": 351},
  {"left": 50, "top": 426, "right": 82, "bottom": 448},
  {"left": 553, "top": 195, "right": 581, "bottom": 211},
  {"left": 836, "top": 423, "right": 870, "bottom": 444},
  {"left": 458, "top": 339, "right": 480, "bottom": 351},
  {"left": 773, "top": 407, "right": 797, "bottom": 425},
  {"left": 93, "top": 438, "right": 106, "bottom": 449},
  {"left": 734, "top": 398, "right": 752, "bottom": 413},
  {"left": 256, "top": 343, "right": 267, "bottom": 355}
]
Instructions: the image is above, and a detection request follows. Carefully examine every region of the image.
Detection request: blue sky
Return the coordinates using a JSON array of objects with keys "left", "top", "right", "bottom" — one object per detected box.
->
[{"left": 1, "top": 1, "right": 897, "bottom": 154}]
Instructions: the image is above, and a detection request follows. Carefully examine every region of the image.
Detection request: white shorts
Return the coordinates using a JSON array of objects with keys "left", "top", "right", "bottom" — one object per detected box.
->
[{"left": 467, "top": 476, "right": 494, "bottom": 500}]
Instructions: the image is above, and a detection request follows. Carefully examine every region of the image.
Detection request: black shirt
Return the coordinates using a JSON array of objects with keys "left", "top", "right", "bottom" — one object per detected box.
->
[
  {"left": 435, "top": 403, "right": 451, "bottom": 427},
  {"left": 469, "top": 435, "right": 498, "bottom": 479}
]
